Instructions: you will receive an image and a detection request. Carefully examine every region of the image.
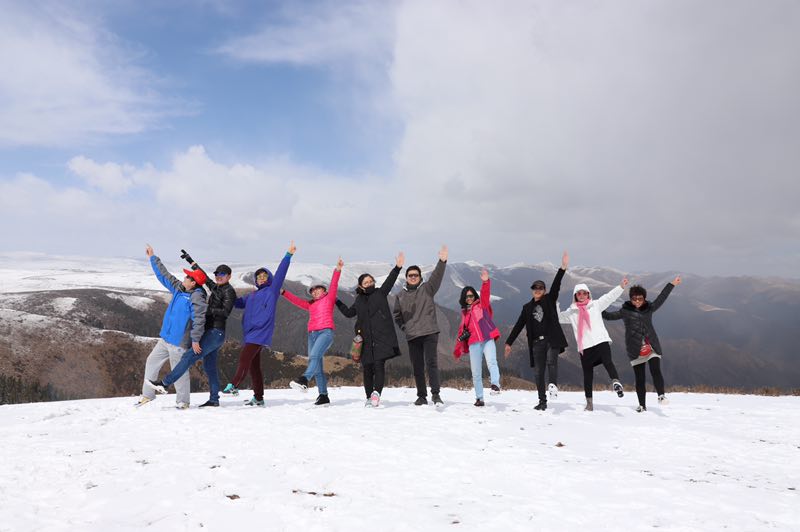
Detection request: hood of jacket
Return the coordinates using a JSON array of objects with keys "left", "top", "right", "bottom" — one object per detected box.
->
[{"left": 254, "top": 267, "right": 273, "bottom": 290}]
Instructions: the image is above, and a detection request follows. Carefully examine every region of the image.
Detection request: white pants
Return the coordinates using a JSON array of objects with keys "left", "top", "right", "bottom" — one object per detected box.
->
[{"left": 141, "top": 338, "right": 190, "bottom": 405}]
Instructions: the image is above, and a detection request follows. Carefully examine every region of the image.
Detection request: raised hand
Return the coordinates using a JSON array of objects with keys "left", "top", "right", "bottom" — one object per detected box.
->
[
  {"left": 288, "top": 241, "right": 297, "bottom": 255},
  {"left": 145, "top": 244, "right": 154, "bottom": 257},
  {"left": 561, "top": 251, "right": 569, "bottom": 269},
  {"left": 480, "top": 269, "right": 490, "bottom": 282},
  {"left": 621, "top": 277, "right": 630, "bottom": 289},
  {"left": 336, "top": 257, "right": 344, "bottom": 271},
  {"left": 439, "top": 245, "right": 449, "bottom": 262},
  {"left": 396, "top": 252, "right": 405, "bottom": 268},
  {"left": 504, "top": 344, "right": 512, "bottom": 358},
  {"left": 673, "top": 275, "right": 682, "bottom": 286}
]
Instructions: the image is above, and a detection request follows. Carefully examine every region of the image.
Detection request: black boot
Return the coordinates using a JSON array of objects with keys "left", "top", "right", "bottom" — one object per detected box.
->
[
  {"left": 414, "top": 396, "right": 428, "bottom": 406},
  {"left": 474, "top": 398, "right": 485, "bottom": 407},
  {"left": 290, "top": 375, "right": 309, "bottom": 392},
  {"left": 534, "top": 400, "right": 547, "bottom": 411},
  {"left": 199, "top": 400, "right": 219, "bottom": 408},
  {"left": 432, "top": 393, "right": 443, "bottom": 406},
  {"left": 314, "top": 394, "right": 330, "bottom": 406}
]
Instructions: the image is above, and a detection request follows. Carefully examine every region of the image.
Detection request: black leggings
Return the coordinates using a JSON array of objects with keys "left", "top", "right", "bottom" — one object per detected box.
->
[
  {"left": 633, "top": 357, "right": 665, "bottom": 407},
  {"left": 362, "top": 359, "right": 386, "bottom": 398},
  {"left": 580, "top": 342, "right": 620, "bottom": 398}
]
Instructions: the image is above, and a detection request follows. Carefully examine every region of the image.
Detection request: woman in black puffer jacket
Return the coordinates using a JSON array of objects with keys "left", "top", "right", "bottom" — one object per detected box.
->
[
  {"left": 603, "top": 276, "right": 681, "bottom": 411},
  {"left": 336, "top": 253, "right": 404, "bottom": 407}
]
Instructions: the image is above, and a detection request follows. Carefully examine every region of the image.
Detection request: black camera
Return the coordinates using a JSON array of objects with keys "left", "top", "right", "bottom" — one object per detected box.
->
[
  {"left": 457, "top": 327, "right": 471, "bottom": 342},
  {"left": 180, "top": 249, "right": 196, "bottom": 267}
]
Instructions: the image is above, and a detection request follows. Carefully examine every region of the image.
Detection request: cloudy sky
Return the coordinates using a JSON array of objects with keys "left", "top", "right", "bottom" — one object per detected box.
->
[{"left": 1, "top": 0, "right": 797, "bottom": 277}]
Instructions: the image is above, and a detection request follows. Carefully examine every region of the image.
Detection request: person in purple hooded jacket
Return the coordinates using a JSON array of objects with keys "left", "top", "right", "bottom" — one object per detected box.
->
[{"left": 222, "top": 241, "right": 295, "bottom": 406}]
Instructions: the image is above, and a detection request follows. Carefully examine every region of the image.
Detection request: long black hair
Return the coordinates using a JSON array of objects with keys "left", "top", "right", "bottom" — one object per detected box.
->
[{"left": 459, "top": 286, "right": 479, "bottom": 309}]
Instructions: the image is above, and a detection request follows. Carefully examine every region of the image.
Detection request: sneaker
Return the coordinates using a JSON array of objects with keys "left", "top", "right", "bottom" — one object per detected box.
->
[
  {"left": 290, "top": 376, "right": 309, "bottom": 392},
  {"left": 244, "top": 397, "right": 265, "bottom": 407},
  {"left": 636, "top": 405, "right": 647, "bottom": 413},
  {"left": 199, "top": 400, "right": 219, "bottom": 408},
  {"left": 144, "top": 379, "right": 168, "bottom": 394},
  {"left": 534, "top": 401, "right": 547, "bottom": 411},
  {"left": 432, "top": 393, "right": 444, "bottom": 406},
  {"left": 548, "top": 383, "right": 558, "bottom": 400},
  {"left": 584, "top": 398, "right": 594, "bottom": 411},
  {"left": 612, "top": 380, "right": 624, "bottom": 398},
  {"left": 314, "top": 394, "right": 330, "bottom": 406},
  {"left": 134, "top": 396, "right": 153, "bottom": 408},
  {"left": 490, "top": 384, "right": 501, "bottom": 395},
  {"left": 176, "top": 402, "right": 190, "bottom": 410},
  {"left": 222, "top": 383, "right": 239, "bottom": 396},
  {"left": 658, "top": 394, "right": 669, "bottom": 405},
  {"left": 474, "top": 398, "right": 485, "bottom": 407},
  {"left": 370, "top": 391, "right": 381, "bottom": 408},
  {"left": 414, "top": 396, "right": 428, "bottom": 406},
  {"left": 364, "top": 399, "right": 373, "bottom": 408}
]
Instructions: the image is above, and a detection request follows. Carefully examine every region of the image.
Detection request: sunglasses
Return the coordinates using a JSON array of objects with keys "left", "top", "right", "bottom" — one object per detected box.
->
[
  {"left": 214, "top": 272, "right": 229, "bottom": 277},
  {"left": 407, "top": 273, "right": 420, "bottom": 279},
  {"left": 465, "top": 294, "right": 476, "bottom": 299}
]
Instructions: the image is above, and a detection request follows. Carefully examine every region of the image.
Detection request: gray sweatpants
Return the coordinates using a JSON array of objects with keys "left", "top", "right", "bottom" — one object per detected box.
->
[{"left": 142, "top": 338, "right": 191, "bottom": 405}]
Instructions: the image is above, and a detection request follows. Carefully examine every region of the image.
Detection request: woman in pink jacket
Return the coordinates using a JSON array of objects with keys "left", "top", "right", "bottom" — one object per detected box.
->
[
  {"left": 282, "top": 258, "right": 344, "bottom": 406},
  {"left": 453, "top": 269, "right": 501, "bottom": 406}
]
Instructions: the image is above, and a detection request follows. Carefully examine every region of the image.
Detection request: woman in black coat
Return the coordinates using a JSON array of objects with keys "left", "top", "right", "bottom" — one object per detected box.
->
[
  {"left": 504, "top": 252, "right": 570, "bottom": 411},
  {"left": 602, "top": 276, "right": 681, "bottom": 412},
  {"left": 336, "top": 252, "right": 404, "bottom": 407}
]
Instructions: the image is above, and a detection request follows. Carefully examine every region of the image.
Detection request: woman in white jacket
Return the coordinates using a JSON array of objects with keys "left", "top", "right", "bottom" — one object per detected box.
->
[{"left": 559, "top": 279, "right": 629, "bottom": 411}]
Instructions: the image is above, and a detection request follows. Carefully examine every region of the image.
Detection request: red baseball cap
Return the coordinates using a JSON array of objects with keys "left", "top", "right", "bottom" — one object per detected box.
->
[{"left": 183, "top": 268, "right": 207, "bottom": 286}]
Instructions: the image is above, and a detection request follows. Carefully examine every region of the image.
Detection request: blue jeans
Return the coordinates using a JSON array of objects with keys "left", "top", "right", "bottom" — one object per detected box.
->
[
  {"left": 468, "top": 339, "right": 500, "bottom": 400},
  {"left": 163, "top": 328, "right": 226, "bottom": 402},
  {"left": 304, "top": 328, "right": 334, "bottom": 395}
]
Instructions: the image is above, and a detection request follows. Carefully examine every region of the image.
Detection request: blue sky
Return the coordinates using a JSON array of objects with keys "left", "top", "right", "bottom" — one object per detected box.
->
[{"left": 1, "top": 0, "right": 798, "bottom": 277}]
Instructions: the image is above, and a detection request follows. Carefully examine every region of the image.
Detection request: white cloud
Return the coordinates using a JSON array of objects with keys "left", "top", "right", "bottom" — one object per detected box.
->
[
  {"left": 67, "top": 156, "right": 135, "bottom": 195},
  {"left": 0, "top": 2, "right": 173, "bottom": 147}
]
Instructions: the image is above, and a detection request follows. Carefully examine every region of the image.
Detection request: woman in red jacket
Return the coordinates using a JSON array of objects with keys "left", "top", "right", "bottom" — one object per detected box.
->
[
  {"left": 282, "top": 258, "right": 344, "bottom": 406},
  {"left": 454, "top": 269, "right": 501, "bottom": 406}
]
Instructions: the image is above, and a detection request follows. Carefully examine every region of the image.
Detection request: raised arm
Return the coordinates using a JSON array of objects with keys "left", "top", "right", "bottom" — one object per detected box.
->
[
  {"left": 328, "top": 260, "right": 343, "bottom": 299},
  {"left": 651, "top": 277, "right": 678, "bottom": 312},
  {"left": 602, "top": 309, "right": 623, "bottom": 321},
  {"left": 281, "top": 289, "right": 310, "bottom": 311},
  {"left": 380, "top": 252, "right": 404, "bottom": 296},
  {"left": 550, "top": 251, "right": 568, "bottom": 300},
  {"left": 595, "top": 280, "right": 627, "bottom": 312},
  {"left": 336, "top": 298, "right": 357, "bottom": 318},
  {"left": 148, "top": 248, "right": 182, "bottom": 295},
  {"left": 479, "top": 269, "right": 492, "bottom": 309},
  {"left": 427, "top": 246, "right": 448, "bottom": 294},
  {"left": 270, "top": 242, "right": 295, "bottom": 293}
]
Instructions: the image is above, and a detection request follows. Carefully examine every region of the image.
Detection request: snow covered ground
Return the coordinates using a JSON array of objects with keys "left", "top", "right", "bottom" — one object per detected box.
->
[{"left": 1, "top": 387, "right": 797, "bottom": 531}]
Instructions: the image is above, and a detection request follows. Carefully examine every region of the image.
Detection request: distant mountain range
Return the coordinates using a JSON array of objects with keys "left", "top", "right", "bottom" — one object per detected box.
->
[{"left": 1, "top": 254, "right": 798, "bottom": 403}]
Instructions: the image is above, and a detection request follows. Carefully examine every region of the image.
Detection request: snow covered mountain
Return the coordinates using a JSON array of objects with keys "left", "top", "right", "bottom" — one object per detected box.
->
[
  {"left": 1, "top": 253, "right": 799, "bottom": 403},
  {"left": 0, "top": 387, "right": 798, "bottom": 531}
]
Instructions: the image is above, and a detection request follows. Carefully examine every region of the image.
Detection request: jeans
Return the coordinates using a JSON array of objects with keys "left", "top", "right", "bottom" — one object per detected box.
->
[
  {"left": 408, "top": 333, "right": 441, "bottom": 397},
  {"left": 162, "top": 329, "right": 226, "bottom": 402},
  {"left": 531, "top": 338, "right": 559, "bottom": 402},
  {"left": 304, "top": 328, "right": 334, "bottom": 395},
  {"left": 468, "top": 339, "right": 500, "bottom": 400}
]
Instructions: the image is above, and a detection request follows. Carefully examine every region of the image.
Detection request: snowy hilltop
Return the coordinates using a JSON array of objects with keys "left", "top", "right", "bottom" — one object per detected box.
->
[{"left": 0, "top": 386, "right": 797, "bottom": 531}]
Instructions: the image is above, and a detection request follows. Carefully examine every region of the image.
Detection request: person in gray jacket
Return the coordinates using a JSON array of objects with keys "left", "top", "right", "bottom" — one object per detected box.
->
[
  {"left": 137, "top": 244, "right": 207, "bottom": 409},
  {"left": 393, "top": 245, "right": 448, "bottom": 405}
]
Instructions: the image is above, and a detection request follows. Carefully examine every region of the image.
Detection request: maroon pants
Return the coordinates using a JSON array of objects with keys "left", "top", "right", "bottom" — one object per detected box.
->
[{"left": 232, "top": 343, "right": 265, "bottom": 400}]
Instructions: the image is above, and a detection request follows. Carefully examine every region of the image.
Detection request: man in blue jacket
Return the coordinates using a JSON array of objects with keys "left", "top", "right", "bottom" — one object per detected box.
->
[{"left": 137, "top": 244, "right": 207, "bottom": 409}]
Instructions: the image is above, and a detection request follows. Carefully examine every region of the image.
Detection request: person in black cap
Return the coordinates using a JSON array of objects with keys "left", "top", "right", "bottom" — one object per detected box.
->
[
  {"left": 504, "top": 251, "right": 570, "bottom": 411},
  {"left": 145, "top": 259, "right": 237, "bottom": 407}
]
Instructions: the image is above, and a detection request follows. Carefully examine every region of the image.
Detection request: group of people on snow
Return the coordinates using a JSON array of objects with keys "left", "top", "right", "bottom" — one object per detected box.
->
[{"left": 138, "top": 243, "right": 680, "bottom": 413}]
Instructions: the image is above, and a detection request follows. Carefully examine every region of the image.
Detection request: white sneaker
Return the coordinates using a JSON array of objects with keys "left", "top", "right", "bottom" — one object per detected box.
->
[
  {"left": 370, "top": 391, "right": 381, "bottom": 407},
  {"left": 176, "top": 402, "right": 190, "bottom": 410},
  {"left": 658, "top": 394, "right": 669, "bottom": 406},
  {"left": 134, "top": 396, "right": 153, "bottom": 408},
  {"left": 612, "top": 380, "right": 624, "bottom": 398},
  {"left": 364, "top": 399, "right": 372, "bottom": 408},
  {"left": 548, "top": 383, "right": 558, "bottom": 400}
]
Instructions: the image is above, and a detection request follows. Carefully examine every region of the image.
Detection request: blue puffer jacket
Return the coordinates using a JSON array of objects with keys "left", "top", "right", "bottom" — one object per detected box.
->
[
  {"left": 150, "top": 256, "right": 207, "bottom": 347},
  {"left": 235, "top": 252, "right": 292, "bottom": 346}
]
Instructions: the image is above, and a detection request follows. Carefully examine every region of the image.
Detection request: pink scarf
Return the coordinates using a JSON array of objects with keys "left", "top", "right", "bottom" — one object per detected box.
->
[{"left": 575, "top": 299, "right": 592, "bottom": 353}]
